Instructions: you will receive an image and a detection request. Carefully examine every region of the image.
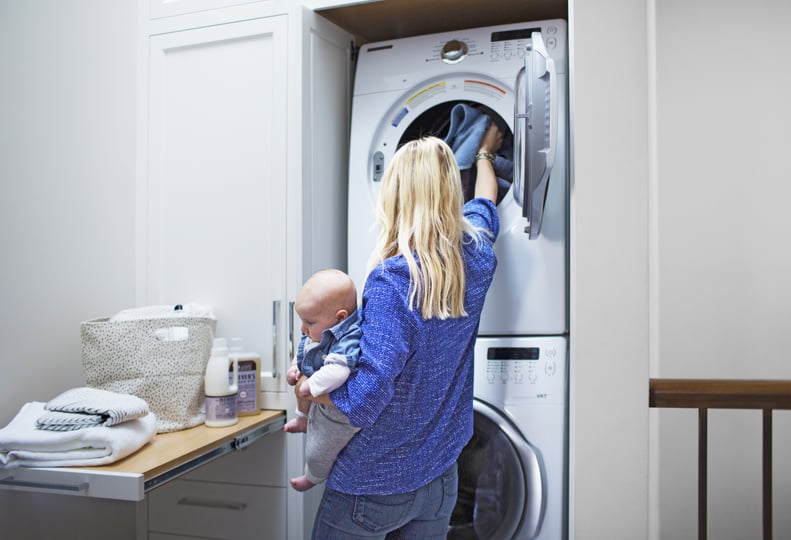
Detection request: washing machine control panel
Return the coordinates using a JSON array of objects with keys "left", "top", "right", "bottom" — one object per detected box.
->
[{"left": 474, "top": 337, "right": 566, "bottom": 404}]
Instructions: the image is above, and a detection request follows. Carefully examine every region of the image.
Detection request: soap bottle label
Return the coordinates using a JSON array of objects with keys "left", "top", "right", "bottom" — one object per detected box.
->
[
  {"left": 232, "top": 360, "right": 259, "bottom": 414},
  {"left": 205, "top": 394, "right": 238, "bottom": 422}
]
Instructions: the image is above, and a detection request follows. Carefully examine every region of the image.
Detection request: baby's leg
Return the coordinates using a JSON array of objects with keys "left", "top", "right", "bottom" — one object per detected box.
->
[
  {"left": 290, "top": 403, "right": 360, "bottom": 490},
  {"left": 283, "top": 397, "right": 310, "bottom": 433}
]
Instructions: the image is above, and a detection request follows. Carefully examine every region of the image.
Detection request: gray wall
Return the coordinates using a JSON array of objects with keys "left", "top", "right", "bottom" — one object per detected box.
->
[{"left": 0, "top": 1, "right": 137, "bottom": 425}]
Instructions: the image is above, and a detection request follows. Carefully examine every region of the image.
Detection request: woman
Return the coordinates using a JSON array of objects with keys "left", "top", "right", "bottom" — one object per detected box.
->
[{"left": 307, "top": 123, "right": 502, "bottom": 539}]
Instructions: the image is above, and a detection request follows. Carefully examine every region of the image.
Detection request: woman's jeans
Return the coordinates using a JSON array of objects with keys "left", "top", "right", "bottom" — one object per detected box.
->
[{"left": 311, "top": 463, "right": 458, "bottom": 539}]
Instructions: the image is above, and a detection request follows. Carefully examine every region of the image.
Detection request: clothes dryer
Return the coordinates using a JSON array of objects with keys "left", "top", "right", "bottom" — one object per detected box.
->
[{"left": 347, "top": 19, "right": 568, "bottom": 337}]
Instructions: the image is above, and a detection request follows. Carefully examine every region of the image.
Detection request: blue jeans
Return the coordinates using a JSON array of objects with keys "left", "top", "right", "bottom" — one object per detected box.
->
[{"left": 311, "top": 463, "right": 458, "bottom": 539}]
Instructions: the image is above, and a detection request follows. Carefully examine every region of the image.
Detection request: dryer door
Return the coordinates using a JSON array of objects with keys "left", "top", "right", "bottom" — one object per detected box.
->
[
  {"left": 449, "top": 399, "right": 544, "bottom": 540},
  {"left": 514, "top": 31, "right": 558, "bottom": 239}
]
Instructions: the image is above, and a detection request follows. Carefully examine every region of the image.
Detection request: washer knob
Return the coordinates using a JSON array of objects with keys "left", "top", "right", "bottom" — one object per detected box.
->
[{"left": 441, "top": 39, "right": 468, "bottom": 64}]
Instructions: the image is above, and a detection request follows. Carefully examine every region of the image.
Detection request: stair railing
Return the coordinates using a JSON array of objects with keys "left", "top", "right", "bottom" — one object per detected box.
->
[{"left": 649, "top": 378, "right": 791, "bottom": 540}]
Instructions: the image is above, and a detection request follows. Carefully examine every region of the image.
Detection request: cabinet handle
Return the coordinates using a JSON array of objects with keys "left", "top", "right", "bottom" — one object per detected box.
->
[
  {"left": 272, "top": 300, "right": 280, "bottom": 376},
  {"left": 0, "top": 475, "right": 88, "bottom": 493},
  {"left": 177, "top": 496, "right": 247, "bottom": 511},
  {"left": 288, "top": 301, "right": 295, "bottom": 360}
]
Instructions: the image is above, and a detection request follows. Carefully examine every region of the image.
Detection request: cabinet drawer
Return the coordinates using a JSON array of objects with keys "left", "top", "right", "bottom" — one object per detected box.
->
[
  {"left": 148, "top": 480, "right": 286, "bottom": 539},
  {"left": 185, "top": 429, "right": 286, "bottom": 487}
]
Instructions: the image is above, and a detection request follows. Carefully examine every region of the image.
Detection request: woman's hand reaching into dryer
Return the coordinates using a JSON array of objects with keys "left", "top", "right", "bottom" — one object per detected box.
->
[
  {"left": 479, "top": 122, "right": 503, "bottom": 154},
  {"left": 474, "top": 122, "right": 503, "bottom": 203}
]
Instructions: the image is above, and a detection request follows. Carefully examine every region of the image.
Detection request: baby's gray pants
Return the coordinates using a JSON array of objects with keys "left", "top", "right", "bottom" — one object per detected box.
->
[{"left": 305, "top": 402, "right": 360, "bottom": 485}]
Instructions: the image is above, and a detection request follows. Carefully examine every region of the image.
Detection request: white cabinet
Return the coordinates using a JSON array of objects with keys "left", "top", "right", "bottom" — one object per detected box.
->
[
  {"left": 138, "top": 2, "right": 353, "bottom": 538},
  {"left": 138, "top": 1, "right": 353, "bottom": 406},
  {"left": 140, "top": 13, "right": 289, "bottom": 383},
  {"left": 148, "top": 431, "right": 287, "bottom": 539}
]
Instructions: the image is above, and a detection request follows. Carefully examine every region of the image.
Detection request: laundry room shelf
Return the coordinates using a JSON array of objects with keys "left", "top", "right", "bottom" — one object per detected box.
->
[{"left": 0, "top": 410, "right": 285, "bottom": 502}]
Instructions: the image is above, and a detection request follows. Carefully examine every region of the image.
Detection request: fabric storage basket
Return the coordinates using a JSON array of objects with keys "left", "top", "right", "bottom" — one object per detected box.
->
[{"left": 81, "top": 304, "right": 216, "bottom": 433}]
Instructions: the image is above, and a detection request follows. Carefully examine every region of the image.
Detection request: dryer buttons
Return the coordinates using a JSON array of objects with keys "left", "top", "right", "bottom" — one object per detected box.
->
[{"left": 440, "top": 39, "right": 469, "bottom": 64}]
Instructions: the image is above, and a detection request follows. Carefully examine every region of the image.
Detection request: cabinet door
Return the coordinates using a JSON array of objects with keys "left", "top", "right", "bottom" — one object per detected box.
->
[{"left": 140, "top": 16, "right": 288, "bottom": 366}]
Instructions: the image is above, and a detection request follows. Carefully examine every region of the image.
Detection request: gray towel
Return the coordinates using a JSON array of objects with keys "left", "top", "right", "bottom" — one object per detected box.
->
[{"left": 36, "top": 387, "right": 150, "bottom": 432}]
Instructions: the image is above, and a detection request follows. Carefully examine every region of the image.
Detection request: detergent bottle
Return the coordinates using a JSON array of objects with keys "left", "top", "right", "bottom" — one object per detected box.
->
[
  {"left": 204, "top": 337, "right": 239, "bottom": 427},
  {"left": 229, "top": 337, "right": 261, "bottom": 416}
]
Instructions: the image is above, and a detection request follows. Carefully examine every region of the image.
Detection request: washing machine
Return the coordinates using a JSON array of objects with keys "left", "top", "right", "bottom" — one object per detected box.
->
[
  {"left": 450, "top": 336, "right": 567, "bottom": 540},
  {"left": 347, "top": 20, "right": 569, "bottom": 540}
]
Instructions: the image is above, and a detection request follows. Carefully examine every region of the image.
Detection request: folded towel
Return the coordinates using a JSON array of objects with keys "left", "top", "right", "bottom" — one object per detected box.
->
[
  {"left": 36, "top": 411, "right": 105, "bottom": 431},
  {"left": 36, "top": 387, "right": 150, "bottom": 431},
  {"left": 0, "top": 401, "right": 157, "bottom": 469}
]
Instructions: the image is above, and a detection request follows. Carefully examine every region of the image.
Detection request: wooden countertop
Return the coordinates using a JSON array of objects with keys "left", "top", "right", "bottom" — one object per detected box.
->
[
  {"left": 81, "top": 409, "right": 285, "bottom": 480},
  {"left": 0, "top": 410, "right": 285, "bottom": 501}
]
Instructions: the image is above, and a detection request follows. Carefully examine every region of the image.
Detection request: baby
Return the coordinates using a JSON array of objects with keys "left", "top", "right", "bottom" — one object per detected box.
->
[{"left": 283, "top": 269, "right": 361, "bottom": 491}]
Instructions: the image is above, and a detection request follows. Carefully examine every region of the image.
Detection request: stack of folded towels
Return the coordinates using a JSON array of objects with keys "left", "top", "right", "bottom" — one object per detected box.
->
[{"left": 0, "top": 387, "right": 157, "bottom": 469}]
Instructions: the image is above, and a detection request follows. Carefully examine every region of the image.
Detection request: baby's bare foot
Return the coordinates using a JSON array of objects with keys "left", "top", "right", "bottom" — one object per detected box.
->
[
  {"left": 290, "top": 475, "right": 316, "bottom": 492},
  {"left": 283, "top": 416, "right": 308, "bottom": 433}
]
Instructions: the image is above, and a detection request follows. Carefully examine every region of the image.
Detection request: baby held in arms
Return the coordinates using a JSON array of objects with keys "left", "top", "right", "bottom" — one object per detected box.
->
[{"left": 284, "top": 269, "right": 361, "bottom": 491}]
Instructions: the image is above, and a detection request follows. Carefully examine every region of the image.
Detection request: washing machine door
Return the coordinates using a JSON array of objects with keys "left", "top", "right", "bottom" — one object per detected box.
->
[
  {"left": 514, "top": 31, "right": 558, "bottom": 239},
  {"left": 450, "top": 399, "right": 544, "bottom": 540}
]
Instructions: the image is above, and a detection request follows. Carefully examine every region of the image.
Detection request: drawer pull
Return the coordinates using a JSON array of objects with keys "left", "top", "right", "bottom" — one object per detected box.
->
[
  {"left": 177, "top": 496, "right": 248, "bottom": 511},
  {"left": 0, "top": 475, "right": 89, "bottom": 493}
]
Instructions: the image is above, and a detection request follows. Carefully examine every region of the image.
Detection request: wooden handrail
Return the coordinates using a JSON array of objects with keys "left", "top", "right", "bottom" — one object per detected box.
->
[
  {"left": 649, "top": 378, "right": 791, "bottom": 540},
  {"left": 650, "top": 379, "right": 791, "bottom": 409}
]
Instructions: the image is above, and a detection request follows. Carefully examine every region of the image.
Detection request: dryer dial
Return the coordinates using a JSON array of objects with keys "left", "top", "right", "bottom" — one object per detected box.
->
[{"left": 441, "top": 39, "right": 468, "bottom": 64}]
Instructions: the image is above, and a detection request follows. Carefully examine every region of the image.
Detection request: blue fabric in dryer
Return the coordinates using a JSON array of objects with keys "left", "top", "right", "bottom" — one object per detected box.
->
[{"left": 444, "top": 104, "right": 490, "bottom": 170}]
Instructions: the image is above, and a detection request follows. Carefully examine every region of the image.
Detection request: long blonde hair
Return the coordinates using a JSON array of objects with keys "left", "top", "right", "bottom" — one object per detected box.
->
[{"left": 368, "top": 137, "right": 483, "bottom": 320}]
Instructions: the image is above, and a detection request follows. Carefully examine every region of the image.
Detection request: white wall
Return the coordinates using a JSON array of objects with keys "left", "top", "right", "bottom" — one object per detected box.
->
[
  {"left": 0, "top": 1, "right": 138, "bottom": 425},
  {"left": 568, "top": 0, "right": 650, "bottom": 538},
  {"left": 651, "top": 0, "right": 791, "bottom": 538}
]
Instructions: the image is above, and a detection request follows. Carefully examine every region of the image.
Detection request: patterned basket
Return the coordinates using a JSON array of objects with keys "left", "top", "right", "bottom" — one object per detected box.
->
[{"left": 81, "top": 307, "right": 216, "bottom": 433}]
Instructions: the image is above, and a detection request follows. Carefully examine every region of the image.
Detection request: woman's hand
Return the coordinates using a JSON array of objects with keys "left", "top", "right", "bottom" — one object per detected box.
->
[{"left": 479, "top": 123, "right": 503, "bottom": 154}]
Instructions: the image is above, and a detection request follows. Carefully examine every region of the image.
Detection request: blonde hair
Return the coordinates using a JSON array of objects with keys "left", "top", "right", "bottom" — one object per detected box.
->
[{"left": 368, "top": 137, "right": 484, "bottom": 320}]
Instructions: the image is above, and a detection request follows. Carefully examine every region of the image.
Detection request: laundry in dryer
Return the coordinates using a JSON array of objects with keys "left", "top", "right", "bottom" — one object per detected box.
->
[{"left": 445, "top": 103, "right": 515, "bottom": 203}]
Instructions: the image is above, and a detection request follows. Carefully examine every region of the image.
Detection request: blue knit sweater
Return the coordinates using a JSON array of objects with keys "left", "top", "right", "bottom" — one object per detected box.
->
[{"left": 328, "top": 198, "right": 499, "bottom": 494}]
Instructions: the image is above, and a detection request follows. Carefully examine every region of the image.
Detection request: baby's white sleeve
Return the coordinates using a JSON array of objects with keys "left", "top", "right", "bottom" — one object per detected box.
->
[{"left": 306, "top": 353, "right": 352, "bottom": 396}]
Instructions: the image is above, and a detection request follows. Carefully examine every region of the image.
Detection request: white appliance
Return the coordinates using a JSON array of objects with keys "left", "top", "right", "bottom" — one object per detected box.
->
[
  {"left": 347, "top": 20, "right": 568, "bottom": 540},
  {"left": 458, "top": 336, "right": 567, "bottom": 539}
]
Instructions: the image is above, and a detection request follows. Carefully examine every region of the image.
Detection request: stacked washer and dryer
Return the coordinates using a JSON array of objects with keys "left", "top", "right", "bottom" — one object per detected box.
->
[{"left": 347, "top": 20, "right": 568, "bottom": 540}]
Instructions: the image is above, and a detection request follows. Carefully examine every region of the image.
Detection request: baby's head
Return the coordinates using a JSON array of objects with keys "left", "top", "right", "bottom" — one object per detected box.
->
[{"left": 295, "top": 269, "right": 357, "bottom": 342}]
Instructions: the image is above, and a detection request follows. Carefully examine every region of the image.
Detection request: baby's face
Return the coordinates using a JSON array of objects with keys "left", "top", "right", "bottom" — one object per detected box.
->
[{"left": 297, "top": 303, "right": 338, "bottom": 343}]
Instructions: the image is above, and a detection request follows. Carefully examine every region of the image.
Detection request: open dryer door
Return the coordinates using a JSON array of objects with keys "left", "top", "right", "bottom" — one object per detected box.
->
[{"left": 514, "top": 31, "right": 558, "bottom": 239}]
